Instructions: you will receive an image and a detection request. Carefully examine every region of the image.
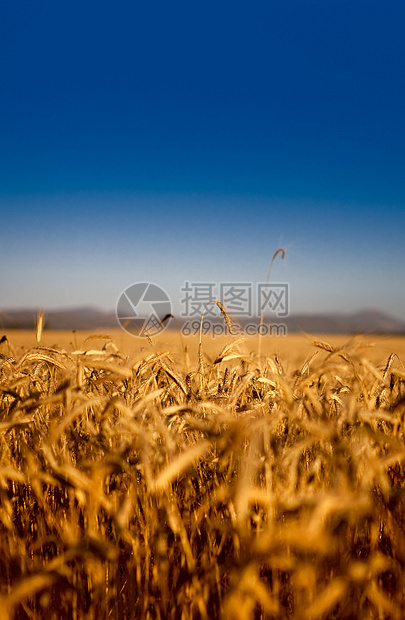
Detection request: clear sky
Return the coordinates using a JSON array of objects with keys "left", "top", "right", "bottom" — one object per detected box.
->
[{"left": 1, "top": 0, "right": 404, "bottom": 320}]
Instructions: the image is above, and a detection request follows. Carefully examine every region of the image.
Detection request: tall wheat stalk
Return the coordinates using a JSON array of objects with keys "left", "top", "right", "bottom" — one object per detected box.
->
[{"left": 257, "top": 248, "right": 285, "bottom": 360}]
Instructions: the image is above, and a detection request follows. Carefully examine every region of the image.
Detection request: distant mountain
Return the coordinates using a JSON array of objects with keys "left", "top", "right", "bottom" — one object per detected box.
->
[
  {"left": 0, "top": 306, "right": 404, "bottom": 334},
  {"left": 280, "top": 309, "right": 405, "bottom": 335},
  {"left": 0, "top": 307, "right": 117, "bottom": 330}
]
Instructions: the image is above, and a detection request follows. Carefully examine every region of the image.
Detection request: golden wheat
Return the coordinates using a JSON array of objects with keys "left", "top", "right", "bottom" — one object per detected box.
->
[{"left": 0, "top": 329, "right": 405, "bottom": 618}]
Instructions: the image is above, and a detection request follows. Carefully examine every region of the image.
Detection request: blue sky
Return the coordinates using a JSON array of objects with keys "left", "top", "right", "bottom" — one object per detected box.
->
[{"left": 1, "top": 0, "right": 404, "bottom": 320}]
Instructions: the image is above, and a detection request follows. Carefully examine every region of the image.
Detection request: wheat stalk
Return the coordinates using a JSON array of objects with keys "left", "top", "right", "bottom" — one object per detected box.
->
[{"left": 258, "top": 248, "right": 285, "bottom": 360}]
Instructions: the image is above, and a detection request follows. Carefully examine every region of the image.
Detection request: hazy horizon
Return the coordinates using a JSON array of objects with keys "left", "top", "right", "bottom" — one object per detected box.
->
[{"left": 1, "top": 301, "right": 404, "bottom": 326}]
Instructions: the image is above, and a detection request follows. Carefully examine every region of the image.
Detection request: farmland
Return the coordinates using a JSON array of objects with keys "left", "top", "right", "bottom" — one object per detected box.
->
[{"left": 1, "top": 329, "right": 405, "bottom": 618}]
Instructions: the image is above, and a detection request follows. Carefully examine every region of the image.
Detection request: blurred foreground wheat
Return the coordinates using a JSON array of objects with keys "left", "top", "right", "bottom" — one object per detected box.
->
[{"left": 1, "top": 332, "right": 405, "bottom": 619}]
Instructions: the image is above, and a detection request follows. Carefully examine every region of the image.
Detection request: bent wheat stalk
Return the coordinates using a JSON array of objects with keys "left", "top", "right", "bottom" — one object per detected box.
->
[{"left": 258, "top": 248, "right": 285, "bottom": 360}]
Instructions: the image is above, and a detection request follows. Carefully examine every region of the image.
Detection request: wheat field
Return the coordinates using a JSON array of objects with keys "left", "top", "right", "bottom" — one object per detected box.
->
[{"left": 1, "top": 328, "right": 405, "bottom": 619}]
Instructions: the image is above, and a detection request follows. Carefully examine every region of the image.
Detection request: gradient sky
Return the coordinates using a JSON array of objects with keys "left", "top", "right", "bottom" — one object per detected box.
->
[{"left": 1, "top": 0, "right": 404, "bottom": 320}]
